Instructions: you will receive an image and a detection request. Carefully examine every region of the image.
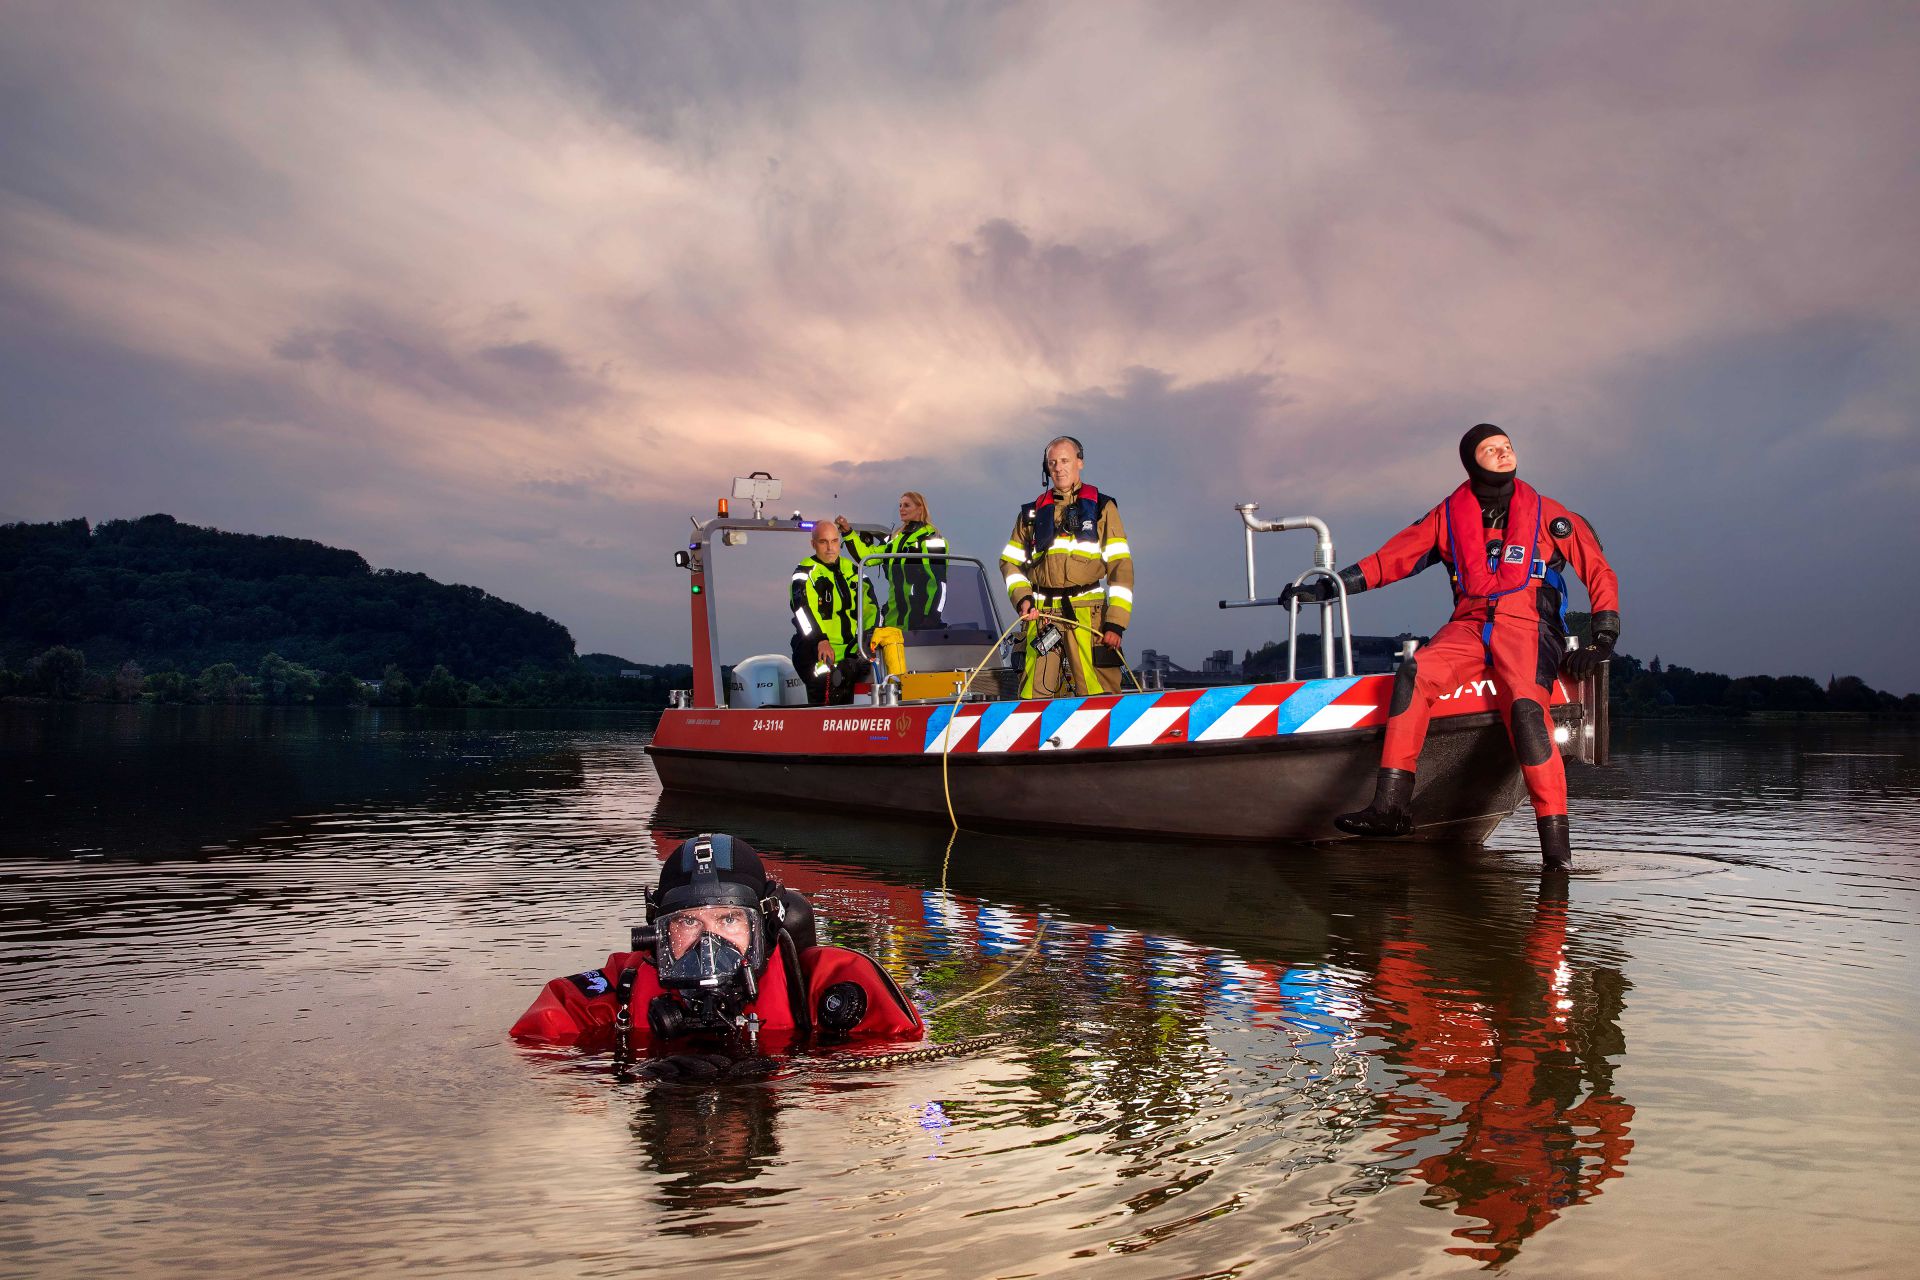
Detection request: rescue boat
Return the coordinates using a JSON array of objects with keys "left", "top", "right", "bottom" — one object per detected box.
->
[{"left": 646, "top": 474, "right": 1605, "bottom": 844}]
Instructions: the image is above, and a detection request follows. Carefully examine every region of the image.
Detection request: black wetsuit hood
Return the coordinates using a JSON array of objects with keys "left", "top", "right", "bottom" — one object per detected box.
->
[{"left": 1460, "top": 423, "right": 1517, "bottom": 518}]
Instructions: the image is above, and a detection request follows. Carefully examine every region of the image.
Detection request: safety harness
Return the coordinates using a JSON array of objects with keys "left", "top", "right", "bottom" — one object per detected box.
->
[{"left": 1443, "top": 478, "right": 1545, "bottom": 652}]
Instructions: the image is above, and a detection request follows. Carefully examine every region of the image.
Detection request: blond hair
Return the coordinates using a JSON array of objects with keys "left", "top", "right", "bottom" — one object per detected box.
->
[{"left": 899, "top": 490, "right": 932, "bottom": 529}]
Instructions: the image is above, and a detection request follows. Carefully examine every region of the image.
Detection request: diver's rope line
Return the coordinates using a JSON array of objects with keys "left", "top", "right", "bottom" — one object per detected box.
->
[
  {"left": 825, "top": 608, "right": 1129, "bottom": 1064},
  {"left": 925, "top": 920, "right": 1046, "bottom": 1013},
  {"left": 936, "top": 610, "right": 1143, "bottom": 839},
  {"left": 816, "top": 1033, "right": 1009, "bottom": 1072}
]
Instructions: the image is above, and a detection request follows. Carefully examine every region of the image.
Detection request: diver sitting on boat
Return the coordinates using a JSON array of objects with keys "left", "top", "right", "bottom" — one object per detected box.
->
[
  {"left": 834, "top": 490, "right": 948, "bottom": 630},
  {"left": 790, "top": 521, "right": 880, "bottom": 705},
  {"left": 1282, "top": 423, "right": 1621, "bottom": 871},
  {"left": 510, "top": 833, "right": 924, "bottom": 1077}
]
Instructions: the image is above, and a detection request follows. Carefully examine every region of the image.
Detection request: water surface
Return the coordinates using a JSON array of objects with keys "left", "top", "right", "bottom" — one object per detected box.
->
[{"left": 3, "top": 706, "right": 1916, "bottom": 1276}]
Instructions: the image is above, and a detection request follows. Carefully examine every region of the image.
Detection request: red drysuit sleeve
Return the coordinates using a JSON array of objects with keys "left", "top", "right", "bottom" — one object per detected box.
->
[
  {"left": 509, "top": 953, "right": 626, "bottom": 1045},
  {"left": 1358, "top": 503, "right": 1448, "bottom": 590},
  {"left": 1545, "top": 499, "right": 1620, "bottom": 622}
]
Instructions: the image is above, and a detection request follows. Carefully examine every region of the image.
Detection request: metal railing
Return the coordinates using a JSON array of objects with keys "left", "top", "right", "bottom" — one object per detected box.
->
[
  {"left": 851, "top": 551, "right": 1005, "bottom": 705},
  {"left": 1217, "top": 505, "right": 1354, "bottom": 681}
]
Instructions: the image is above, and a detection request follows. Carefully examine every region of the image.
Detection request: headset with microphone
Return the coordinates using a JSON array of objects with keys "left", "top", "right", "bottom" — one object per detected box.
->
[{"left": 1040, "top": 435, "right": 1085, "bottom": 487}]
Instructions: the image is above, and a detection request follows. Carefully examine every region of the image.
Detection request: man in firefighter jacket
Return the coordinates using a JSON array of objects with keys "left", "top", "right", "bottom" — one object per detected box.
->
[
  {"left": 790, "top": 521, "right": 881, "bottom": 705},
  {"left": 510, "top": 834, "right": 924, "bottom": 1077},
  {"left": 834, "top": 490, "right": 949, "bottom": 630},
  {"left": 1283, "top": 424, "right": 1620, "bottom": 870},
  {"left": 1000, "top": 435, "right": 1135, "bottom": 696}
]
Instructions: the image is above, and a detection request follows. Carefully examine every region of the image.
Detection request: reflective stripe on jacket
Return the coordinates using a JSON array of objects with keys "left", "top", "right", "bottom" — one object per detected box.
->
[
  {"left": 844, "top": 522, "right": 949, "bottom": 628},
  {"left": 790, "top": 556, "right": 880, "bottom": 657},
  {"left": 1000, "top": 485, "right": 1134, "bottom": 630}
]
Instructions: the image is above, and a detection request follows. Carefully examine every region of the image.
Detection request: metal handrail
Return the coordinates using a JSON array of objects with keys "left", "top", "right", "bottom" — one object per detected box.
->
[
  {"left": 679, "top": 514, "right": 888, "bottom": 707},
  {"left": 850, "top": 551, "right": 1005, "bottom": 701},
  {"left": 1217, "top": 503, "right": 1354, "bottom": 681}
]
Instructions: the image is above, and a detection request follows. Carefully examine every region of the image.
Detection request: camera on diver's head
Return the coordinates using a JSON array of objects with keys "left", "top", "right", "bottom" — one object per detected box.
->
[{"left": 646, "top": 988, "right": 741, "bottom": 1041}]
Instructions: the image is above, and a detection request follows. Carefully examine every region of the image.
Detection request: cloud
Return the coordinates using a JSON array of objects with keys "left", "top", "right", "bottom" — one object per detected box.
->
[
  {"left": 270, "top": 319, "right": 606, "bottom": 415},
  {"left": 1, "top": 1, "right": 1917, "bottom": 689}
]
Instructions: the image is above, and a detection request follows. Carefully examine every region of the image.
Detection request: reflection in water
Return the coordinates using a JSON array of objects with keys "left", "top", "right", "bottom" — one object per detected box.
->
[
  {"left": 644, "top": 799, "right": 1638, "bottom": 1265},
  {"left": 1364, "top": 886, "right": 1633, "bottom": 1264},
  {"left": 632, "top": 1084, "right": 788, "bottom": 1232},
  {"left": 0, "top": 702, "right": 619, "bottom": 859},
  {"left": 4, "top": 707, "right": 1914, "bottom": 1277}
]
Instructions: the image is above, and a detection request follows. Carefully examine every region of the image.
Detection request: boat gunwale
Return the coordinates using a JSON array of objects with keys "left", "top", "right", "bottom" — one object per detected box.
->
[{"left": 647, "top": 705, "right": 1579, "bottom": 767}]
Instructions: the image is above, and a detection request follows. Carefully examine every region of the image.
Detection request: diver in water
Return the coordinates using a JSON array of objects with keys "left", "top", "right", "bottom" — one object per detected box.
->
[
  {"left": 1283, "top": 424, "right": 1620, "bottom": 870},
  {"left": 511, "top": 833, "right": 924, "bottom": 1078}
]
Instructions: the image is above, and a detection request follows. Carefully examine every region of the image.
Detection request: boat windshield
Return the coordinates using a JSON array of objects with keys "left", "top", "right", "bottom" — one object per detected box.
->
[{"left": 854, "top": 554, "right": 1006, "bottom": 640}]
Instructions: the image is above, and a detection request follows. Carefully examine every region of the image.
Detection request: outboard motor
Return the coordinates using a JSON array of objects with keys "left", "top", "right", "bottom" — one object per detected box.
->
[{"left": 726, "top": 654, "right": 808, "bottom": 708}]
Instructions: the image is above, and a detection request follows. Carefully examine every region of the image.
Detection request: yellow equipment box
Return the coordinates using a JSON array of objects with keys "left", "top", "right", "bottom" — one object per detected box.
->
[{"left": 898, "top": 670, "right": 974, "bottom": 702}]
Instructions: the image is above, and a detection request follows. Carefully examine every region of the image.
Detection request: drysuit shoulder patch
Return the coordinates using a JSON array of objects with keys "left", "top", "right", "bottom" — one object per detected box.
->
[{"left": 567, "top": 970, "right": 611, "bottom": 997}]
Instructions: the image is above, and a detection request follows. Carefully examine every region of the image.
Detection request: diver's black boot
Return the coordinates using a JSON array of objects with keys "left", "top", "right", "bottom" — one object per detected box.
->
[
  {"left": 1334, "top": 768, "right": 1416, "bottom": 837},
  {"left": 1538, "top": 813, "right": 1572, "bottom": 872}
]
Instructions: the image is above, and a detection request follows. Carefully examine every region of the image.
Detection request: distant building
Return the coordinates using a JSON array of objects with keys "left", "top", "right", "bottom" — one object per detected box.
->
[
  {"left": 620, "top": 669, "right": 649, "bottom": 679},
  {"left": 1138, "top": 649, "right": 1177, "bottom": 678},
  {"left": 1201, "top": 649, "right": 1239, "bottom": 676}
]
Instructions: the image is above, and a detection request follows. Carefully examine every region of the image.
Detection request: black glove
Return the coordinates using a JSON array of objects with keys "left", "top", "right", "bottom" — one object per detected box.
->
[
  {"left": 1278, "top": 566, "right": 1365, "bottom": 610},
  {"left": 636, "top": 1053, "right": 776, "bottom": 1083},
  {"left": 1279, "top": 580, "right": 1332, "bottom": 608},
  {"left": 636, "top": 1053, "right": 730, "bottom": 1082},
  {"left": 1562, "top": 630, "right": 1617, "bottom": 682}
]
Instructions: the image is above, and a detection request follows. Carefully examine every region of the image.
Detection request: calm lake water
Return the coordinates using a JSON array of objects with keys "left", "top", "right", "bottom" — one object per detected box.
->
[{"left": 3, "top": 704, "right": 1917, "bottom": 1277}]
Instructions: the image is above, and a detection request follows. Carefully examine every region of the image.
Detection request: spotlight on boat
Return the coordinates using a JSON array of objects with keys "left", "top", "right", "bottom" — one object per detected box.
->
[
  {"left": 1554, "top": 725, "right": 1571, "bottom": 745},
  {"left": 731, "top": 471, "right": 783, "bottom": 520}
]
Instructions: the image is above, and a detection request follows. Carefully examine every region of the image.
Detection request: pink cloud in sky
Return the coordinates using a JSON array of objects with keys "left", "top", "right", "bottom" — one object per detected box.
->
[{"left": 2, "top": 1, "right": 1916, "bottom": 687}]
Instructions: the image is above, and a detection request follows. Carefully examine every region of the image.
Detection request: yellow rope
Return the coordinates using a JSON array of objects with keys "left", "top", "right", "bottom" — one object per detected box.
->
[
  {"left": 921, "top": 605, "right": 1146, "bottom": 1018},
  {"left": 934, "top": 608, "right": 1144, "bottom": 841}
]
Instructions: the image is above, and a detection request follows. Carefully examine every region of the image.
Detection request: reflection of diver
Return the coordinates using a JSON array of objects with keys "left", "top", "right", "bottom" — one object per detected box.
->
[
  {"left": 1367, "top": 880, "right": 1634, "bottom": 1266},
  {"left": 631, "top": 1078, "right": 785, "bottom": 1220},
  {"left": 511, "top": 833, "right": 924, "bottom": 1076}
]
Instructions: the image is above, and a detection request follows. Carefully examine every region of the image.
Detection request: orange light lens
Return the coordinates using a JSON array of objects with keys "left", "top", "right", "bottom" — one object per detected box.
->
[{"left": 717, "top": 497, "right": 729, "bottom": 516}]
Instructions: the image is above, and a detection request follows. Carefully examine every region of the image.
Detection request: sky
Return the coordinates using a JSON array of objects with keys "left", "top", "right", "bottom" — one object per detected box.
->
[{"left": 3, "top": 1, "right": 1917, "bottom": 692}]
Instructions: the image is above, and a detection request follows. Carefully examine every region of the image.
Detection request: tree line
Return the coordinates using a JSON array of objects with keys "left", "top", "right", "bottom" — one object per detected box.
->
[
  {"left": 0, "top": 515, "right": 689, "bottom": 708},
  {"left": 0, "top": 644, "right": 690, "bottom": 708},
  {"left": 1242, "top": 612, "right": 1916, "bottom": 718}
]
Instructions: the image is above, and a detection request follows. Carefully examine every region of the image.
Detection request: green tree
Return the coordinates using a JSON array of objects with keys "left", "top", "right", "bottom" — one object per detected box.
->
[
  {"left": 27, "top": 646, "right": 87, "bottom": 699},
  {"left": 112, "top": 659, "right": 145, "bottom": 702},
  {"left": 377, "top": 665, "right": 414, "bottom": 707},
  {"left": 145, "top": 670, "right": 191, "bottom": 702},
  {"left": 257, "top": 652, "right": 320, "bottom": 704},
  {"left": 418, "top": 664, "right": 466, "bottom": 708},
  {"left": 315, "top": 669, "right": 368, "bottom": 706},
  {"left": 197, "top": 662, "right": 251, "bottom": 703}
]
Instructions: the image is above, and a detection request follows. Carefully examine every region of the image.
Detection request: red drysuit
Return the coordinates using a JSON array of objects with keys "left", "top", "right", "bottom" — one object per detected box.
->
[
  {"left": 511, "top": 942, "right": 924, "bottom": 1054},
  {"left": 1357, "top": 479, "right": 1619, "bottom": 818}
]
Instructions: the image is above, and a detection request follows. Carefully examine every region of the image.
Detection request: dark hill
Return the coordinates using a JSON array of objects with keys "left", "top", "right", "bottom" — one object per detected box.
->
[{"left": 0, "top": 514, "right": 575, "bottom": 680}]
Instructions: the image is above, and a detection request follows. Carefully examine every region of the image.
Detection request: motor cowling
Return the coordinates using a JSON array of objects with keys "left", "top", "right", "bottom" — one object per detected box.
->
[{"left": 726, "top": 654, "right": 808, "bottom": 708}]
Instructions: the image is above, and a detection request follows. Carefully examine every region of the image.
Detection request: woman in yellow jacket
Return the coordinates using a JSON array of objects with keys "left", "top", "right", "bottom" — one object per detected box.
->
[{"left": 834, "top": 491, "right": 949, "bottom": 631}]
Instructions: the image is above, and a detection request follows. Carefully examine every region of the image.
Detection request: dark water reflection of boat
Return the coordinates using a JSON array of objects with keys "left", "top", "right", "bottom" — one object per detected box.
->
[
  {"left": 9, "top": 708, "right": 1910, "bottom": 1275},
  {"left": 649, "top": 796, "right": 1636, "bottom": 1264}
]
